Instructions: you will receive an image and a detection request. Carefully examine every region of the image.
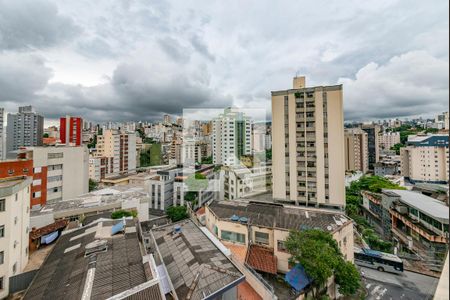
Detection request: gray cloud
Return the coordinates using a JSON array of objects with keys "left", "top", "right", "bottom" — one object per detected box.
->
[
  {"left": 0, "top": 0, "right": 448, "bottom": 124},
  {"left": 340, "top": 51, "right": 449, "bottom": 121},
  {"left": 0, "top": 0, "right": 79, "bottom": 50}
]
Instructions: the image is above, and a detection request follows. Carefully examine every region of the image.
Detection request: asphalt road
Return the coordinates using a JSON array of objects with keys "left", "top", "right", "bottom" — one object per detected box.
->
[{"left": 359, "top": 266, "right": 439, "bottom": 300}]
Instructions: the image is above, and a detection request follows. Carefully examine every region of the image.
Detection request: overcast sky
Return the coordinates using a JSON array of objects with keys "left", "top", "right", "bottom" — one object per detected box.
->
[{"left": 0, "top": 0, "right": 448, "bottom": 125}]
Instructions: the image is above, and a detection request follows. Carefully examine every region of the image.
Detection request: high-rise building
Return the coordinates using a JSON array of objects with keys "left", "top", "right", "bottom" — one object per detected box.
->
[
  {"left": 401, "top": 134, "right": 449, "bottom": 184},
  {"left": 164, "top": 114, "right": 172, "bottom": 124},
  {"left": 6, "top": 106, "right": 44, "bottom": 158},
  {"left": 96, "top": 129, "right": 137, "bottom": 175},
  {"left": 361, "top": 124, "right": 381, "bottom": 170},
  {"left": 212, "top": 108, "right": 252, "bottom": 166},
  {"left": 0, "top": 108, "right": 4, "bottom": 160},
  {"left": 0, "top": 176, "right": 32, "bottom": 298},
  {"left": 60, "top": 116, "right": 82, "bottom": 146},
  {"left": 344, "top": 128, "right": 369, "bottom": 174},
  {"left": 272, "top": 76, "right": 345, "bottom": 209}
]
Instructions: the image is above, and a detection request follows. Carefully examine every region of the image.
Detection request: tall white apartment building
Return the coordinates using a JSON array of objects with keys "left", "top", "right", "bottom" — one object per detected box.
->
[
  {"left": 401, "top": 134, "right": 449, "bottom": 184},
  {"left": 378, "top": 132, "right": 401, "bottom": 152},
  {"left": 272, "top": 76, "right": 345, "bottom": 209},
  {"left": 0, "top": 108, "right": 4, "bottom": 160},
  {"left": 6, "top": 106, "right": 44, "bottom": 158},
  {"left": 96, "top": 129, "right": 137, "bottom": 175},
  {"left": 0, "top": 176, "right": 32, "bottom": 298},
  {"left": 212, "top": 108, "right": 252, "bottom": 166}
]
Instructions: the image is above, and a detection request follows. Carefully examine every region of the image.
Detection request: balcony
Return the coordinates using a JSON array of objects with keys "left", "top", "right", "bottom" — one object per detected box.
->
[{"left": 390, "top": 209, "right": 448, "bottom": 244}]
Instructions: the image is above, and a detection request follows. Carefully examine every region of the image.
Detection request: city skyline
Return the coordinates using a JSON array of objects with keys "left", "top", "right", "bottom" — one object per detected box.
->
[{"left": 0, "top": 0, "right": 448, "bottom": 124}]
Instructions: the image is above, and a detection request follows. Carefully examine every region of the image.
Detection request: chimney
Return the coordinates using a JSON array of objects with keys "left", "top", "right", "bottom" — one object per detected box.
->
[{"left": 293, "top": 76, "right": 306, "bottom": 89}]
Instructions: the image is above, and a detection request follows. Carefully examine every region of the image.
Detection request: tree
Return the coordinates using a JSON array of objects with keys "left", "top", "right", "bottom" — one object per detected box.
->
[
  {"left": 89, "top": 179, "right": 98, "bottom": 192},
  {"left": 111, "top": 209, "right": 137, "bottom": 219},
  {"left": 166, "top": 206, "right": 188, "bottom": 222},
  {"left": 390, "top": 143, "right": 405, "bottom": 155},
  {"left": 265, "top": 149, "right": 272, "bottom": 161},
  {"left": 43, "top": 133, "right": 49, "bottom": 138},
  {"left": 285, "top": 229, "right": 360, "bottom": 298},
  {"left": 335, "top": 260, "right": 361, "bottom": 296},
  {"left": 201, "top": 156, "right": 213, "bottom": 164}
]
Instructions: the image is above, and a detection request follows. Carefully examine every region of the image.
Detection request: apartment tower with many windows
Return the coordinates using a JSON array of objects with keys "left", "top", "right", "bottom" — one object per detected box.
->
[{"left": 272, "top": 77, "right": 345, "bottom": 209}]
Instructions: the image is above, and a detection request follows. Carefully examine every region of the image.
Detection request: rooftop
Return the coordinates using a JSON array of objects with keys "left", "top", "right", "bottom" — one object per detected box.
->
[
  {"left": 31, "top": 185, "right": 148, "bottom": 218},
  {"left": 208, "top": 201, "right": 350, "bottom": 233},
  {"left": 246, "top": 245, "right": 277, "bottom": 275},
  {"left": 24, "top": 219, "right": 164, "bottom": 300},
  {"left": 384, "top": 189, "right": 449, "bottom": 222},
  {"left": 147, "top": 219, "right": 245, "bottom": 300}
]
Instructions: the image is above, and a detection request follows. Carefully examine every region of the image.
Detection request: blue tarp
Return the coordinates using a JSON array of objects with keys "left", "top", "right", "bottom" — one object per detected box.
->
[
  {"left": 111, "top": 221, "right": 125, "bottom": 235},
  {"left": 285, "top": 264, "right": 312, "bottom": 292},
  {"left": 40, "top": 231, "right": 59, "bottom": 245}
]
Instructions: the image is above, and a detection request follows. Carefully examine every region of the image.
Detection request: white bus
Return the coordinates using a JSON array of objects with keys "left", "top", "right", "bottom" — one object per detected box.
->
[{"left": 354, "top": 247, "right": 404, "bottom": 274}]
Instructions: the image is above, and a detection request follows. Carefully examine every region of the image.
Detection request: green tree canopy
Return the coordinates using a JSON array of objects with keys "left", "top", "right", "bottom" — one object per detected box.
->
[
  {"left": 166, "top": 206, "right": 188, "bottom": 222},
  {"left": 285, "top": 229, "right": 361, "bottom": 298},
  {"left": 111, "top": 210, "right": 137, "bottom": 219},
  {"left": 89, "top": 179, "right": 98, "bottom": 192}
]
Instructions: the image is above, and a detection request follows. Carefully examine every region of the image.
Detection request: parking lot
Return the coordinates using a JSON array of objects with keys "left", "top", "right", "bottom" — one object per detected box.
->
[{"left": 359, "top": 266, "right": 439, "bottom": 300}]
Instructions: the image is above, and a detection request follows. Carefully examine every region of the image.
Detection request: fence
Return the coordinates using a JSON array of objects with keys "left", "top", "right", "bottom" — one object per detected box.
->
[{"left": 9, "top": 269, "right": 38, "bottom": 294}]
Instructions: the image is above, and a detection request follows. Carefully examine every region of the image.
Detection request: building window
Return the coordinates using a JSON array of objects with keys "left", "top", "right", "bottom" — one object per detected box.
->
[
  {"left": 221, "top": 230, "right": 245, "bottom": 244},
  {"left": 0, "top": 251, "right": 3, "bottom": 264},
  {"left": 0, "top": 225, "right": 4, "bottom": 237},
  {"left": 12, "top": 262, "right": 17, "bottom": 274},
  {"left": 255, "top": 231, "right": 269, "bottom": 245},
  {"left": 0, "top": 277, "right": 3, "bottom": 290},
  {"left": 0, "top": 199, "right": 4, "bottom": 212},
  {"left": 277, "top": 240, "right": 287, "bottom": 252},
  {"left": 48, "top": 152, "right": 64, "bottom": 159}
]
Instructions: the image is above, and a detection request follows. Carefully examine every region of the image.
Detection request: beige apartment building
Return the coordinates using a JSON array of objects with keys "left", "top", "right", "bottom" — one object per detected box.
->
[
  {"left": 401, "top": 135, "right": 449, "bottom": 184},
  {"left": 345, "top": 128, "right": 369, "bottom": 174},
  {"left": 205, "top": 200, "right": 354, "bottom": 275},
  {"left": 378, "top": 132, "right": 401, "bottom": 153},
  {"left": 96, "top": 129, "right": 137, "bottom": 175},
  {"left": 272, "top": 76, "right": 345, "bottom": 208},
  {"left": 0, "top": 176, "right": 31, "bottom": 298}
]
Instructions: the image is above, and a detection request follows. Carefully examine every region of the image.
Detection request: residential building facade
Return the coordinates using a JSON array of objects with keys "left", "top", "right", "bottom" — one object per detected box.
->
[
  {"left": 344, "top": 128, "right": 369, "bottom": 174},
  {"left": 96, "top": 129, "right": 137, "bottom": 175},
  {"left": 401, "top": 135, "right": 449, "bottom": 184},
  {"left": 361, "top": 189, "right": 449, "bottom": 267},
  {"left": 6, "top": 106, "right": 44, "bottom": 158},
  {"left": 378, "top": 132, "right": 401, "bottom": 153},
  {"left": 361, "top": 124, "right": 381, "bottom": 170},
  {"left": 220, "top": 164, "right": 272, "bottom": 200},
  {"left": 60, "top": 116, "right": 82, "bottom": 146},
  {"left": 205, "top": 201, "right": 354, "bottom": 275},
  {"left": 18, "top": 146, "right": 89, "bottom": 207},
  {"left": 272, "top": 76, "right": 345, "bottom": 208},
  {"left": 88, "top": 156, "right": 114, "bottom": 182},
  {"left": 212, "top": 108, "right": 252, "bottom": 166},
  {"left": 0, "top": 176, "right": 32, "bottom": 298},
  {"left": 147, "top": 168, "right": 179, "bottom": 211}
]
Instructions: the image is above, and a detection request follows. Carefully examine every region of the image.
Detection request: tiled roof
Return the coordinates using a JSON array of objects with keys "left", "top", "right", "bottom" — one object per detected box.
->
[
  {"left": 246, "top": 244, "right": 277, "bottom": 275},
  {"left": 208, "top": 201, "right": 350, "bottom": 233}
]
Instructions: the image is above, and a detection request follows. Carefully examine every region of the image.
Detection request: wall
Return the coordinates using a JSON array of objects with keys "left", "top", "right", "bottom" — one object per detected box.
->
[{"left": 0, "top": 179, "right": 31, "bottom": 298}]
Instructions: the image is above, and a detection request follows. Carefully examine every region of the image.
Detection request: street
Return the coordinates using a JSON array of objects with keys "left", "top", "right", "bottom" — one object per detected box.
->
[{"left": 359, "top": 266, "right": 439, "bottom": 300}]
